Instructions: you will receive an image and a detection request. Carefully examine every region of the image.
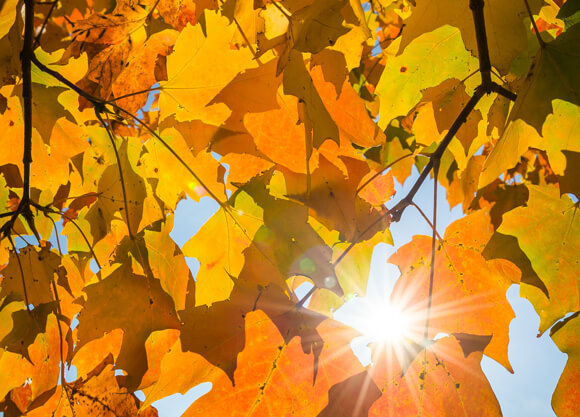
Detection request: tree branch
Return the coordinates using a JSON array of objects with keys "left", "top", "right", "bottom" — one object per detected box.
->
[
  {"left": 470, "top": 0, "right": 492, "bottom": 90},
  {"left": 424, "top": 158, "right": 439, "bottom": 341}
]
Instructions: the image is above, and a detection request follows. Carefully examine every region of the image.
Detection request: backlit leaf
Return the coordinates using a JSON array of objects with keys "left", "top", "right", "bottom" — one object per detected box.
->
[{"left": 499, "top": 185, "right": 580, "bottom": 333}]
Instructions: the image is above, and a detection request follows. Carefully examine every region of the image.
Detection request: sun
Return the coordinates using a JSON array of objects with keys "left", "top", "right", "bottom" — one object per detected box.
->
[
  {"left": 359, "top": 300, "right": 420, "bottom": 345},
  {"left": 368, "top": 302, "right": 413, "bottom": 342}
]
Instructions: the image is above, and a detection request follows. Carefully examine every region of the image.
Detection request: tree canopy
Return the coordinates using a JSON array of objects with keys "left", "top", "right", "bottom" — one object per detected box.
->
[{"left": 0, "top": 0, "right": 578, "bottom": 416}]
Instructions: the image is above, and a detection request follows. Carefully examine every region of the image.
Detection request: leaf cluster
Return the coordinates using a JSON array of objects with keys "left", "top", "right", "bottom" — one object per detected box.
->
[{"left": 0, "top": 0, "right": 578, "bottom": 416}]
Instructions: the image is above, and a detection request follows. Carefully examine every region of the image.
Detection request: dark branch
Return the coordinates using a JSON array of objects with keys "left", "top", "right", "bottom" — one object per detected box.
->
[
  {"left": 389, "top": 87, "right": 485, "bottom": 223},
  {"left": 31, "top": 54, "right": 101, "bottom": 105},
  {"left": 470, "top": 0, "right": 493, "bottom": 90}
]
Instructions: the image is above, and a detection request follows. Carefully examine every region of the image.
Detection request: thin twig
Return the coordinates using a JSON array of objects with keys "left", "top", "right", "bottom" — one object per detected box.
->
[
  {"left": 523, "top": 0, "right": 546, "bottom": 47},
  {"left": 7, "top": 237, "right": 31, "bottom": 312},
  {"left": 108, "top": 86, "right": 161, "bottom": 102},
  {"left": 33, "top": 0, "right": 57, "bottom": 48},
  {"left": 95, "top": 111, "right": 134, "bottom": 239},
  {"left": 30, "top": 202, "right": 102, "bottom": 270},
  {"left": 356, "top": 153, "right": 414, "bottom": 195},
  {"left": 424, "top": 158, "right": 439, "bottom": 341},
  {"left": 389, "top": 87, "right": 485, "bottom": 223},
  {"left": 410, "top": 202, "right": 444, "bottom": 243},
  {"left": 31, "top": 55, "right": 101, "bottom": 104}
]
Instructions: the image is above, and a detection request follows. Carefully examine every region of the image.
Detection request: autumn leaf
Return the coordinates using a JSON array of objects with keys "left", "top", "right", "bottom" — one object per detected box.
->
[
  {"left": 389, "top": 211, "right": 519, "bottom": 371},
  {"left": 75, "top": 263, "right": 181, "bottom": 390},
  {"left": 376, "top": 25, "right": 478, "bottom": 128},
  {"left": 369, "top": 334, "right": 502, "bottom": 416},
  {"left": 0, "top": 245, "right": 65, "bottom": 306},
  {"left": 159, "top": 10, "right": 256, "bottom": 125},
  {"left": 182, "top": 190, "right": 263, "bottom": 306},
  {"left": 398, "top": 0, "right": 543, "bottom": 74},
  {"left": 182, "top": 309, "right": 364, "bottom": 416},
  {"left": 85, "top": 139, "right": 148, "bottom": 242},
  {"left": 498, "top": 185, "right": 579, "bottom": 333},
  {"left": 1, "top": 0, "right": 579, "bottom": 415},
  {"left": 550, "top": 312, "right": 580, "bottom": 417}
]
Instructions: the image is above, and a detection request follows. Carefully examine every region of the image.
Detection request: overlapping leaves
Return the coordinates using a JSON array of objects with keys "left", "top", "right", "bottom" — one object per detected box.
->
[{"left": 0, "top": 0, "right": 578, "bottom": 416}]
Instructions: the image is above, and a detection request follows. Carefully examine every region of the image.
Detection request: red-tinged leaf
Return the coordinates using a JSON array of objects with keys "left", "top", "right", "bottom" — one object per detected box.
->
[
  {"left": 389, "top": 211, "right": 520, "bottom": 371},
  {"left": 157, "top": 0, "right": 218, "bottom": 30},
  {"left": 358, "top": 170, "right": 395, "bottom": 207},
  {"left": 62, "top": 0, "right": 151, "bottom": 107},
  {"left": 62, "top": 193, "right": 98, "bottom": 224},
  {"left": 112, "top": 29, "right": 179, "bottom": 113},
  {"left": 369, "top": 335, "right": 501, "bottom": 417},
  {"left": 182, "top": 309, "right": 363, "bottom": 417},
  {"left": 311, "top": 61, "right": 387, "bottom": 148}
]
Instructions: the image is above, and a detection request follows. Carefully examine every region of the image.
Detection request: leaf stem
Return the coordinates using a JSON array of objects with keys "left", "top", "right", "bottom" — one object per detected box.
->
[
  {"left": 31, "top": 54, "right": 101, "bottom": 104},
  {"left": 389, "top": 87, "right": 485, "bottom": 222},
  {"left": 356, "top": 152, "right": 413, "bottom": 195},
  {"left": 523, "top": 0, "right": 546, "bottom": 48},
  {"left": 8, "top": 237, "right": 31, "bottom": 312},
  {"left": 95, "top": 112, "right": 134, "bottom": 239},
  {"left": 33, "top": 0, "right": 57, "bottom": 48},
  {"left": 424, "top": 158, "right": 439, "bottom": 341},
  {"left": 410, "top": 202, "right": 444, "bottom": 243}
]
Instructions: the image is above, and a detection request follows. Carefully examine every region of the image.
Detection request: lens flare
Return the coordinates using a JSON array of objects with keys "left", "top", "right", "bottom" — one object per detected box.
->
[{"left": 369, "top": 303, "right": 412, "bottom": 342}]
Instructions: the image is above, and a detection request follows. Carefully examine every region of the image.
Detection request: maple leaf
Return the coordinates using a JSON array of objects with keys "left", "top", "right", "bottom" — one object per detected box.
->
[
  {"left": 27, "top": 354, "right": 159, "bottom": 417},
  {"left": 398, "top": 0, "right": 543, "bottom": 74},
  {"left": 376, "top": 25, "right": 478, "bottom": 128},
  {"left": 0, "top": 245, "right": 65, "bottom": 306},
  {"left": 498, "top": 185, "right": 579, "bottom": 333},
  {"left": 389, "top": 211, "right": 520, "bottom": 371},
  {"left": 159, "top": 10, "right": 256, "bottom": 125},
  {"left": 2, "top": 0, "right": 580, "bottom": 415},
  {"left": 158, "top": 0, "right": 218, "bottom": 30},
  {"left": 84, "top": 139, "right": 148, "bottom": 242},
  {"left": 369, "top": 334, "right": 502, "bottom": 416},
  {"left": 0, "top": 312, "right": 63, "bottom": 409},
  {"left": 182, "top": 309, "right": 364, "bottom": 416},
  {"left": 480, "top": 24, "right": 580, "bottom": 187},
  {"left": 182, "top": 190, "right": 263, "bottom": 306},
  {"left": 550, "top": 312, "right": 580, "bottom": 417},
  {"left": 75, "top": 262, "right": 181, "bottom": 390}
]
